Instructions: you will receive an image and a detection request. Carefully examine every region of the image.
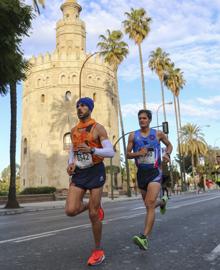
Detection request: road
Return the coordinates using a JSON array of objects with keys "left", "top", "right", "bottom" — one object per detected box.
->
[{"left": 0, "top": 191, "right": 220, "bottom": 270}]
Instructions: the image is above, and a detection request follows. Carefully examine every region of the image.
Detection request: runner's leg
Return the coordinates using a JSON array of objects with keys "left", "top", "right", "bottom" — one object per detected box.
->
[
  {"left": 65, "top": 185, "right": 88, "bottom": 216},
  {"left": 88, "top": 187, "right": 103, "bottom": 248},
  {"left": 143, "top": 182, "right": 161, "bottom": 236}
]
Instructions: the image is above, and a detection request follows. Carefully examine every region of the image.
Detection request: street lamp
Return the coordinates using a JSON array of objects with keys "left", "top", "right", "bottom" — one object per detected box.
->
[
  {"left": 214, "top": 137, "right": 220, "bottom": 149},
  {"left": 78, "top": 51, "right": 99, "bottom": 98},
  {"left": 156, "top": 101, "right": 172, "bottom": 128}
]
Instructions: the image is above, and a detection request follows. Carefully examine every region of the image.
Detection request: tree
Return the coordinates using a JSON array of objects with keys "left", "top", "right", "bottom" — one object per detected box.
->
[
  {"left": 32, "top": 0, "right": 45, "bottom": 14},
  {"left": 123, "top": 8, "right": 151, "bottom": 109},
  {"left": 164, "top": 62, "right": 186, "bottom": 186},
  {"left": 0, "top": 0, "right": 33, "bottom": 208},
  {"left": 97, "top": 30, "right": 131, "bottom": 196},
  {"left": 0, "top": 165, "right": 20, "bottom": 195},
  {"left": 180, "top": 123, "right": 208, "bottom": 177},
  {"left": 149, "top": 48, "right": 171, "bottom": 121}
]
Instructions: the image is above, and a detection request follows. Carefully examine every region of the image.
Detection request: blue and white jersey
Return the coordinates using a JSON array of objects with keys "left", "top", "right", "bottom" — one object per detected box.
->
[{"left": 133, "top": 128, "right": 161, "bottom": 169}]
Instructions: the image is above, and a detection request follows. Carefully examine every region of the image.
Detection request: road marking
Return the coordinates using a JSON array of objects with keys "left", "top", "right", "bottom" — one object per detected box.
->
[
  {"left": 169, "top": 195, "right": 220, "bottom": 209},
  {"left": 14, "top": 233, "right": 56, "bottom": 243},
  {"left": 204, "top": 244, "right": 220, "bottom": 261},
  {"left": 131, "top": 206, "right": 145, "bottom": 210},
  {"left": 0, "top": 223, "right": 91, "bottom": 244},
  {"left": 1, "top": 195, "right": 220, "bottom": 245}
]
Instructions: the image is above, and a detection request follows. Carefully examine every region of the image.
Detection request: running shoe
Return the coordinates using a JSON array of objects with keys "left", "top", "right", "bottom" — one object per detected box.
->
[
  {"left": 160, "top": 195, "right": 168, "bottom": 215},
  {"left": 87, "top": 249, "right": 105, "bottom": 266},
  {"left": 98, "top": 205, "right": 104, "bottom": 221},
  {"left": 132, "top": 234, "right": 149, "bottom": 250}
]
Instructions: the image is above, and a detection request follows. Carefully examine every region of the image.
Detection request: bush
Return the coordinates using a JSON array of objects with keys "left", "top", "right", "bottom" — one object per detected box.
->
[
  {"left": 20, "top": 186, "right": 56, "bottom": 195},
  {"left": 0, "top": 191, "right": 8, "bottom": 196}
]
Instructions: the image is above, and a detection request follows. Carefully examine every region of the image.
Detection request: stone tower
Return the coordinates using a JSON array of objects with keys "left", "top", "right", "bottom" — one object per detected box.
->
[{"left": 20, "top": 0, "right": 121, "bottom": 193}]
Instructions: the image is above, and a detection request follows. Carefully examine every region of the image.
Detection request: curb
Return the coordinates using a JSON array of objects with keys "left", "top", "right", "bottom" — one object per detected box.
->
[{"left": 0, "top": 196, "right": 141, "bottom": 216}]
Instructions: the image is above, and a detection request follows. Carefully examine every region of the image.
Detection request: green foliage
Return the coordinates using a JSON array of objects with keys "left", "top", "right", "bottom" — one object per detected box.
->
[
  {"left": 0, "top": 0, "right": 34, "bottom": 92},
  {"left": 97, "top": 29, "right": 129, "bottom": 70},
  {"left": 0, "top": 164, "right": 20, "bottom": 195},
  {"left": 20, "top": 186, "right": 56, "bottom": 195},
  {"left": 106, "top": 165, "right": 120, "bottom": 174},
  {"left": 123, "top": 8, "right": 151, "bottom": 45}
]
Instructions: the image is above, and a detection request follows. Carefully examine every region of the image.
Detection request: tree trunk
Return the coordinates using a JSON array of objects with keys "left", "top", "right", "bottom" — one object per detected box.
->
[
  {"left": 160, "top": 79, "right": 166, "bottom": 122},
  {"left": 138, "top": 44, "right": 146, "bottom": 109},
  {"left": 115, "top": 71, "right": 131, "bottom": 197},
  {"left": 5, "top": 82, "right": 20, "bottom": 208},
  {"left": 176, "top": 95, "right": 186, "bottom": 184},
  {"left": 173, "top": 94, "right": 183, "bottom": 190},
  {"left": 191, "top": 153, "right": 195, "bottom": 178}
]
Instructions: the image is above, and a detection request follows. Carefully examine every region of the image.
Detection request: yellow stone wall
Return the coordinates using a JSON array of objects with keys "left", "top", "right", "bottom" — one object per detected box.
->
[{"left": 20, "top": 0, "right": 121, "bottom": 193}]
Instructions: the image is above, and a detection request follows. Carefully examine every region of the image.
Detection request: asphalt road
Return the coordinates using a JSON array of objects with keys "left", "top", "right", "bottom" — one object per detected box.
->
[{"left": 0, "top": 191, "right": 220, "bottom": 270}]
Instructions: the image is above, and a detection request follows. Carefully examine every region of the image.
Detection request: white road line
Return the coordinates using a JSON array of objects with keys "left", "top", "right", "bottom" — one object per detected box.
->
[
  {"left": 0, "top": 223, "right": 91, "bottom": 244},
  {"left": 131, "top": 206, "right": 145, "bottom": 210},
  {"left": 204, "top": 244, "right": 220, "bottom": 261},
  {"left": 14, "top": 234, "right": 56, "bottom": 243},
  {"left": 169, "top": 195, "right": 220, "bottom": 209},
  {"left": 1, "top": 195, "right": 220, "bottom": 245}
]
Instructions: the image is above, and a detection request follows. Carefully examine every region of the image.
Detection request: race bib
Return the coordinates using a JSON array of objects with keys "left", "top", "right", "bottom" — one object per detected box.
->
[
  {"left": 138, "top": 148, "right": 155, "bottom": 165},
  {"left": 75, "top": 151, "right": 93, "bottom": 169}
]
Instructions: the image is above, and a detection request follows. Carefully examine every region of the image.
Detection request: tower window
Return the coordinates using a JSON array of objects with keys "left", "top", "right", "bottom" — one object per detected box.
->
[
  {"left": 46, "top": 77, "right": 50, "bottom": 85},
  {"left": 37, "top": 78, "right": 41, "bottom": 88},
  {"left": 72, "top": 74, "right": 77, "bottom": 83},
  {"left": 24, "top": 138, "right": 27, "bottom": 155},
  {"left": 60, "top": 74, "right": 66, "bottom": 84},
  {"left": 63, "top": 133, "right": 71, "bottom": 151},
  {"left": 41, "top": 94, "right": 45, "bottom": 103},
  {"left": 65, "top": 91, "right": 71, "bottom": 101},
  {"left": 93, "top": 93, "right": 96, "bottom": 102}
]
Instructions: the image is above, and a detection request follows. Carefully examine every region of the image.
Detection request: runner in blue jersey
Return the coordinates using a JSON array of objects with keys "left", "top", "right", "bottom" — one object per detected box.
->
[{"left": 126, "top": 109, "right": 173, "bottom": 250}]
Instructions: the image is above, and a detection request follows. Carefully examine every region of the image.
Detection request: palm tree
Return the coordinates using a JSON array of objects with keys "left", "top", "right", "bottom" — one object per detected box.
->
[
  {"left": 97, "top": 30, "right": 131, "bottom": 196},
  {"left": 180, "top": 124, "right": 208, "bottom": 177},
  {"left": 32, "top": 0, "right": 45, "bottom": 14},
  {"left": 149, "top": 47, "right": 171, "bottom": 122},
  {"left": 123, "top": 8, "right": 151, "bottom": 109},
  {"left": 0, "top": 0, "right": 33, "bottom": 208},
  {"left": 164, "top": 63, "right": 185, "bottom": 186}
]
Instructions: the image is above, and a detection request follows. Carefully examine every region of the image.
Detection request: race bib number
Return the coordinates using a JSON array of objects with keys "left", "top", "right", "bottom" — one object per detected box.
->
[
  {"left": 138, "top": 149, "right": 155, "bottom": 165},
  {"left": 75, "top": 151, "right": 93, "bottom": 169}
]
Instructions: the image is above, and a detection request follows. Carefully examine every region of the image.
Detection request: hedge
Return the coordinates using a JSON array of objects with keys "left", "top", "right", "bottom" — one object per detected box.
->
[{"left": 20, "top": 186, "right": 56, "bottom": 195}]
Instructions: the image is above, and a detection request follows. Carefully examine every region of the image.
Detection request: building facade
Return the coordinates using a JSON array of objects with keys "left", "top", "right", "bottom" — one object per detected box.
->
[{"left": 20, "top": 0, "right": 121, "bottom": 193}]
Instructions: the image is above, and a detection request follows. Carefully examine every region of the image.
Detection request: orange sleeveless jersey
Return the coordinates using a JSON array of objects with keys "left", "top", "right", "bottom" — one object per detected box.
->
[{"left": 71, "top": 120, "right": 104, "bottom": 164}]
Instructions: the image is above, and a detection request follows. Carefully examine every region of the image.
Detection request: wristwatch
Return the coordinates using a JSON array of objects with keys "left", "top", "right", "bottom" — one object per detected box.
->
[{"left": 90, "top": 148, "right": 95, "bottom": 155}]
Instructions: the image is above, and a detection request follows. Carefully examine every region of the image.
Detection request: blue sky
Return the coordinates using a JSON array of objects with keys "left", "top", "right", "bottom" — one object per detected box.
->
[{"left": 1, "top": 0, "right": 220, "bottom": 172}]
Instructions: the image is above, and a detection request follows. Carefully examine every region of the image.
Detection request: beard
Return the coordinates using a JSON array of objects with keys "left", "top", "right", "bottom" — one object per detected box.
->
[{"left": 77, "top": 109, "right": 91, "bottom": 120}]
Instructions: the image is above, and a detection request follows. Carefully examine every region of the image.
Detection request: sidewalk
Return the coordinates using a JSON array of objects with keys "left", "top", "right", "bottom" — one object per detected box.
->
[{"left": 0, "top": 195, "right": 141, "bottom": 216}]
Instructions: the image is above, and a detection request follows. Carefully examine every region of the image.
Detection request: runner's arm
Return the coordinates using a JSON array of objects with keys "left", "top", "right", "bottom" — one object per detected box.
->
[
  {"left": 126, "top": 132, "right": 147, "bottom": 159},
  {"left": 93, "top": 124, "right": 115, "bottom": 158},
  {"left": 68, "top": 144, "right": 75, "bottom": 165},
  {"left": 157, "top": 131, "right": 173, "bottom": 161}
]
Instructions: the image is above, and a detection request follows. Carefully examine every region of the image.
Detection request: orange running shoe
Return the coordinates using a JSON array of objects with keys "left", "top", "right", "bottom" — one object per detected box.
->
[
  {"left": 87, "top": 249, "right": 105, "bottom": 266},
  {"left": 98, "top": 206, "right": 104, "bottom": 221}
]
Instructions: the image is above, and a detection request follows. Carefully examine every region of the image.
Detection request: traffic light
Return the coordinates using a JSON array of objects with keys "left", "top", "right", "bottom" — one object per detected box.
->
[{"left": 162, "top": 121, "right": 169, "bottom": 134}]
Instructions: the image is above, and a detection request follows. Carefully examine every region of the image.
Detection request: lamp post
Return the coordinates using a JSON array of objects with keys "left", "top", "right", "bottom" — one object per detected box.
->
[
  {"left": 214, "top": 137, "right": 220, "bottom": 149},
  {"left": 156, "top": 102, "right": 172, "bottom": 128},
  {"left": 79, "top": 52, "right": 99, "bottom": 98}
]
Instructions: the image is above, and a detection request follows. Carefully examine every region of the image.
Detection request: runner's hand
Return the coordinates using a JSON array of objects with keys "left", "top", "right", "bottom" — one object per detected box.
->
[
  {"left": 162, "top": 153, "right": 170, "bottom": 163},
  {"left": 67, "top": 163, "right": 75, "bottom": 175},
  {"left": 77, "top": 143, "right": 92, "bottom": 153},
  {"left": 138, "top": 147, "right": 148, "bottom": 157}
]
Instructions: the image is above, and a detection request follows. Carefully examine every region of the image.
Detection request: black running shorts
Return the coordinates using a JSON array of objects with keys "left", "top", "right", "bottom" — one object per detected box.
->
[
  {"left": 71, "top": 162, "right": 106, "bottom": 190},
  {"left": 137, "top": 167, "right": 162, "bottom": 190}
]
